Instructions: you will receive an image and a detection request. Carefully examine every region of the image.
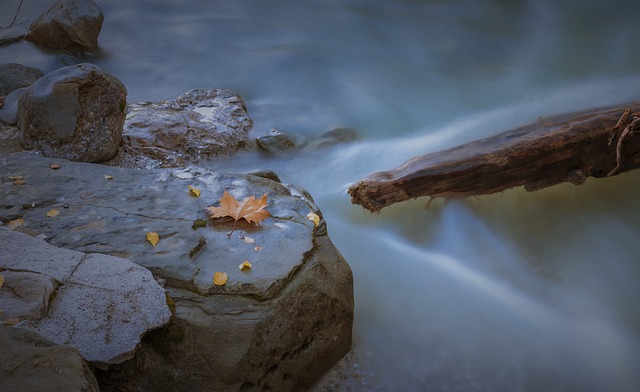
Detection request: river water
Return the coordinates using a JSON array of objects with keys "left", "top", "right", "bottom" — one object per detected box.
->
[{"left": 2, "top": 0, "right": 640, "bottom": 391}]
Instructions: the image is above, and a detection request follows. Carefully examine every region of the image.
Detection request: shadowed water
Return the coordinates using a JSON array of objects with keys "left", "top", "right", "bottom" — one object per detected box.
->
[{"left": 2, "top": 0, "right": 640, "bottom": 390}]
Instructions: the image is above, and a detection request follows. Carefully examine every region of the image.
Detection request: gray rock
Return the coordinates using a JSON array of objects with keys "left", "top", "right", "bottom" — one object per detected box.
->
[
  {"left": 256, "top": 128, "right": 296, "bottom": 154},
  {"left": 18, "top": 63, "right": 127, "bottom": 163},
  {"left": 108, "top": 88, "right": 252, "bottom": 169},
  {"left": 0, "top": 326, "right": 100, "bottom": 392},
  {"left": 1, "top": 152, "right": 354, "bottom": 392},
  {"left": 0, "top": 23, "right": 29, "bottom": 46},
  {"left": 0, "top": 63, "right": 44, "bottom": 96},
  {"left": 25, "top": 0, "right": 104, "bottom": 51},
  {"left": 0, "top": 87, "right": 26, "bottom": 125},
  {"left": 302, "top": 127, "right": 359, "bottom": 150},
  {"left": 0, "top": 227, "right": 171, "bottom": 367}
]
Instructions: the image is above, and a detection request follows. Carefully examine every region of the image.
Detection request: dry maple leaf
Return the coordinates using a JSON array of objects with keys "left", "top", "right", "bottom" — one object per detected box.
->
[{"left": 205, "top": 190, "right": 270, "bottom": 237}]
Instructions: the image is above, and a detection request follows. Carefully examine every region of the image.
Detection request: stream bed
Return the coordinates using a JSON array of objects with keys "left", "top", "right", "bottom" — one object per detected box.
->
[{"left": 2, "top": 0, "right": 640, "bottom": 390}]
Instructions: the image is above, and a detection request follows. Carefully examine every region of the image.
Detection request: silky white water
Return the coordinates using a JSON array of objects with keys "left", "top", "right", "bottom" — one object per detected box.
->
[{"left": 2, "top": 1, "right": 640, "bottom": 390}]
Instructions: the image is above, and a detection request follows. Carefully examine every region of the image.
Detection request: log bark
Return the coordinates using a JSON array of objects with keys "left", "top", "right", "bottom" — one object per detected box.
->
[{"left": 349, "top": 103, "right": 640, "bottom": 212}]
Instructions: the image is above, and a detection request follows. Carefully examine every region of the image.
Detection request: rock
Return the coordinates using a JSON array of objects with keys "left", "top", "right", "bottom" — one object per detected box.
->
[
  {"left": 0, "top": 63, "right": 44, "bottom": 96},
  {"left": 108, "top": 88, "right": 252, "bottom": 169},
  {"left": 25, "top": 0, "right": 104, "bottom": 51},
  {"left": 0, "top": 23, "right": 29, "bottom": 46},
  {"left": 302, "top": 127, "right": 359, "bottom": 150},
  {"left": 1, "top": 152, "right": 354, "bottom": 392},
  {"left": 0, "top": 227, "right": 171, "bottom": 367},
  {"left": 247, "top": 169, "right": 282, "bottom": 183},
  {"left": 0, "top": 326, "right": 100, "bottom": 392},
  {"left": 18, "top": 63, "right": 127, "bottom": 163},
  {"left": 0, "top": 125, "right": 22, "bottom": 154},
  {"left": 256, "top": 128, "right": 296, "bottom": 154},
  {"left": 0, "top": 87, "right": 26, "bottom": 125}
]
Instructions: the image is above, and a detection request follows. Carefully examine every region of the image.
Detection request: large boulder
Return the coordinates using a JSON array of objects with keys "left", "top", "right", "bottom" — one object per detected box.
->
[
  {"left": 108, "top": 88, "right": 253, "bottom": 169},
  {"left": 0, "top": 326, "right": 100, "bottom": 392},
  {"left": 0, "top": 152, "right": 354, "bottom": 391},
  {"left": 18, "top": 63, "right": 127, "bottom": 163},
  {"left": 25, "top": 0, "right": 104, "bottom": 51},
  {"left": 0, "top": 63, "right": 44, "bottom": 96},
  {"left": 0, "top": 227, "right": 172, "bottom": 368}
]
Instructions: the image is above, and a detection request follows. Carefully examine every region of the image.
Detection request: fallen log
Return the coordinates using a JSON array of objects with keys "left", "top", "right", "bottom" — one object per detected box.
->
[{"left": 349, "top": 103, "right": 640, "bottom": 212}]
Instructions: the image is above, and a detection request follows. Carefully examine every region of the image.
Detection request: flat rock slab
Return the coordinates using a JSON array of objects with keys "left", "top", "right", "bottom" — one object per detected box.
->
[
  {"left": 0, "top": 227, "right": 171, "bottom": 367},
  {"left": 0, "top": 151, "right": 354, "bottom": 391},
  {"left": 0, "top": 326, "right": 100, "bottom": 392}
]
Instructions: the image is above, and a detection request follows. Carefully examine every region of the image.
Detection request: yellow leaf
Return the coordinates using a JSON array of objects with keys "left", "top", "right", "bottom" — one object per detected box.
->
[
  {"left": 50, "top": 163, "right": 61, "bottom": 170},
  {"left": 0, "top": 274, "right": 4, "bottom": 289},
  {"left": 7, "top": 218, "right": 24, "bottom": 230},
  {"left": 104, "top": 175, "right": 114, "bottom": 180},
  {"left": 46, "top": 209, "right": 59, "bottom": 218},
  {"left": 146, "top": 231, "right": 160, "bottom": 247},
  {"left": 239, "top": 260, "right": 252, "bottom": 271},
  {"left": 307, "top": 211, "right": 320, "bottom": 227},
  {"left": 188, "top": 185, "right": 201, "bottom": 197},
  {"left": 213, "top": 272, "right": 228, "bottom": 286}
]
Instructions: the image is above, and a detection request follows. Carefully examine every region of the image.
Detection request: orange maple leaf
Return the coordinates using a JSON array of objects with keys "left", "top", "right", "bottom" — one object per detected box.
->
[{"left": 205, "top": 190, "right": 270, "bottom": 236}]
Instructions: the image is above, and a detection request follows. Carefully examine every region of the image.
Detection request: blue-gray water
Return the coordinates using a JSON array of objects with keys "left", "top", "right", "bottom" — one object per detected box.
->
[{"left": 2, "top": 1, "right": 640, "bottom": 390}]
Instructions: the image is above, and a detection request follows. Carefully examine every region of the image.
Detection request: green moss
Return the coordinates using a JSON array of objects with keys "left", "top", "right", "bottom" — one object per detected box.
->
[{"left": 165, "top": 292, "right": 176, "bottom": 315}]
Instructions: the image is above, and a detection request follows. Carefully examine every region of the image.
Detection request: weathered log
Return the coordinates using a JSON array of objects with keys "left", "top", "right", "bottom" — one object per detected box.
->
[{"left": 349, "top": 103, "right": 640, "bottom": 212}]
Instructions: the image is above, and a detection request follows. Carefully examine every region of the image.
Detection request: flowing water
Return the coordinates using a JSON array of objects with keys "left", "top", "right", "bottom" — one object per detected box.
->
[{"left": 3, "top": 1, "right": 640, "bottom": 390}]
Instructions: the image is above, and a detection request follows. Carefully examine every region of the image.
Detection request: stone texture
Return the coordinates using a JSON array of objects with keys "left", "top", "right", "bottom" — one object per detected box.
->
[
  {"left": 0, "top": 23, "right": 29, "bottom": 46},
  {"left": 108, "top": 88, "right": 252, "bottom": 169},
  {"left": 25, "top": 0, "right": 104, "bottom": 51},
  {"left": 0, "top": 63, "right": 44, "bottom": 96},
  {"left": 0, "top": 227, "right": 171, "bottom": 367},
  {"left": 1, "top": 152, "right": 354, "bottom": 391},
  {"left": 303, "top": 127, "right": 359, "bottom": 150},
  {"left": 0, "top": 326, "right": 100, "bottom": 392},
  {"left": 256, "top": 128, "right": 296, "bottom": 154},
  {"left": 18, "top": 63, "right": 127, "bottom": 163},
  {"left": 0, "top": 87, "right": 26, "bottom": 125}
]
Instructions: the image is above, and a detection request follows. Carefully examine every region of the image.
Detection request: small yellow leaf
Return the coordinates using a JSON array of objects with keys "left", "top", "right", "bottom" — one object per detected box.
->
[
  {"left": 188, "top": 185, "right": 201, "bottom": 197},
  {"left": 146, "top": 231, "right": 160, "bottom": 247},
  {"left": 240, "top": 235, "right": 255, "bottom": 244},
  {"left": 0, "top": 274, "right": 4, "bottom": 289},
  {"left": 7, "top": 218, "right": 24, "bottom": 230},
  {"left": 104, "top": 175, "right": 114, "bottom": 180},
  {"left": 239, "top": 260, "right": 252, "bottom": 271},
  {"left": 50, "top": 163, "right": 61, "bottom": 170},
  {"left": 46, "top": 209, "right": 59, "bottom": 218},
  {"left": 307, "top": 211, "right": 320, "bottom": 227},
  {"left": 213, "top": 272, "right": 228, "bottom": 286},
  {"left": 12, "top": 178, "right": 26, "bottom": 185}
]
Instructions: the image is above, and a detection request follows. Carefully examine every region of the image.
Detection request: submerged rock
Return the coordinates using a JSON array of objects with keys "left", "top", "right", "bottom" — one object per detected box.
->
[
  {"left": 0, "top": 152, "right": 354, "bottom": 391},
  {"left": 0, "top": 227, "right": 171, "bottom": 367},
  {"left": 0, "top": 63, "right": 44, "bottom": 96},
  {"left": 109, "top": 88, "right": 253, "bottom": 169},
  {"left": 25, "top": 0, "right": 104, "bottom": 51},
  {"left": 0, "top": 87, "right": 26, "bottom": 125},
  {"left": 18, "top": 63, "right": 127, "bottom": 163},
  {"left": 256, "top": 128, "right": 297, "bottom": 154},
  {"left": 0, "top": 326, "right": 100, "bottom": 392}
]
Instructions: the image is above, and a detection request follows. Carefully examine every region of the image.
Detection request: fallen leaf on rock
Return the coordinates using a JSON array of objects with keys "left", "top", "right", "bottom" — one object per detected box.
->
[
  {"left": 188, "top": 185, "right": 201, "bottom": 197},
  {"left": 0, "top": 274, "right": 4, "bottom": 288},
  {"left": 307, "top": 211, "right": 320, "bottom": 227},
  {"left": 213, "top": 272, "right": 228, "bottom": 286},
  {"left": 255, "top": 246, "right": 262, "bottom": 252},
  {"left": 50, "top": 163, "right": 61, "bottom": 170},
  {"left": 146, "top": 231, "right": 160, "bottom": 247},
  {"left": 6, "top": 218, "right": 24, "bottom": 230},
  {"left": 239, "top": 260, "right": 252, "bottom": 271},
  {"left": 205, "top": 190, "right": 271, "bottom": 236},
  {"left": 191, "top": 219, "right": 208, "bottom": 230},
  {"left": 239, "top": 235, "right": 255, "bottom": 244},
  {"left": 46, "top": 209, "right": 59, "bottom": 218},
  {"left": 2, "top": 318, "right": 20, "bottom": 326},
  {"left": 10, "top": 176, "right": 25, "bottom": 185},
  {"left": 104, "top": 175, "right": 114, "bottom": 180}
]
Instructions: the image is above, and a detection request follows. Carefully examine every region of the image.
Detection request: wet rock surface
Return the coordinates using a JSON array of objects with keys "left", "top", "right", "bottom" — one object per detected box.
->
[
  {"left": 25, "top": 0, "right": 104, "bottom": 51},
  {"left": 18, "top": 63, "right": 127, "bottom": 163},
  {"left": 0, "top": 87, "right": 26, "bottom": 125},
  {"left": 0, "top": 326, "right": 100, "bottom": 392},
  {"left": 0, "top": 227, "right": 171, "bottom": 367},
  {"left": 0, "top": 63, "right": 44, "bottom": 96},
  {"left": 256, "top": 128, "right": 297, "bottom": 154},
  {"left": 0, "top": 152, "right": 354, "bottom": 391},
  {"left": 108, "top": 88, "right": 252, "bottom": 169}
]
